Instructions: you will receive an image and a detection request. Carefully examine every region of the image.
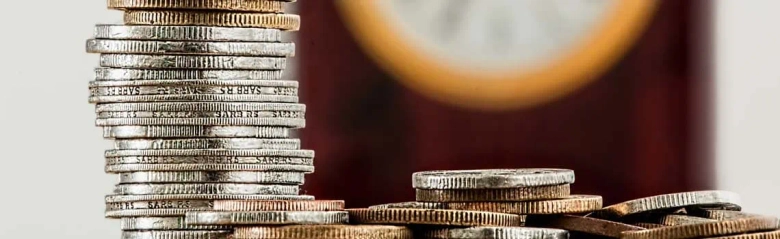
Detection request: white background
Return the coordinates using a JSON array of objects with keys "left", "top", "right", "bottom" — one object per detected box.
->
[{"left": 0, "top": 0, "right": 777, "bottom": 237}]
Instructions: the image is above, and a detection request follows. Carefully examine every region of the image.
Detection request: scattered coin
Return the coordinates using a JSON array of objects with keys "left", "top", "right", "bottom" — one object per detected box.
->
[
  {"left": 620, "top": 216, "right": 779, "bottom": 239},
  {"left": 658, "top": 214, "right": 716, "bottom": 226},
  {"left": 525, "top": 215, "right": 644, "bottom": 238},
  {"left": 420, "top": 226, "right": 569, "bottom": 239},
  {"left": 594, "top": 190, "right": 742, "bottom": 219},
  {"left": 346, "top": 208, "right": 522, "bottom": 227},
  {"left": 413, "top": 169, "right": 575, "bottom": 189},
  {"left": 443, "top": 195, "right": 602, "bottom": 215}
]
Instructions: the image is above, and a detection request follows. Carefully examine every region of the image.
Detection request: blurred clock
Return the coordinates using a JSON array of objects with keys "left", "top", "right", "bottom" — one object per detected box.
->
[{"left": 337, "top": 0, "right": 657, "bottom": 110}]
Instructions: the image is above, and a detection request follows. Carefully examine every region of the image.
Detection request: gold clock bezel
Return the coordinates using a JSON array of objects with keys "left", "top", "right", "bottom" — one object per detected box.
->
[{"left": 336, "top": 1, "right": 658, "bottom": 110}]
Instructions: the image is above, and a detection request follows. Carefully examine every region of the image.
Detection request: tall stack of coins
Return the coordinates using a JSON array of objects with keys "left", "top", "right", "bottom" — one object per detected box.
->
[{"left": 86, "top": 1, "right": 311, "bottom": 238}]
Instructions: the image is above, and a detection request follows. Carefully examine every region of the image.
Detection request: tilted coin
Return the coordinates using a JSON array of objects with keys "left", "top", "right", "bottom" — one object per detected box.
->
[
  {"left": 233, "top": 225, "right": 413, "bottom": 239},
  {"left": 124, "top": 11, "right": 301, "bottom": 30},
  {"left": 96, "top": 102, "right": 305, "bottom": 112},
  {"left": 113, "top": 183, "right": 299, "bottom": 195},
  {"left": 634, "top": 222, "right": 666, "bottom": 229},
  {"left": 707, "top": 230, "right": 780, "bottom": 239},
  {"left": 525, "top": 215, "right": 644, "bottom": 238},
  {"left": 346, "top": 208, "right": 522, "bottom": 227},
  {"left": 368, "top": 202, "right": 446, "bottom": 210},
  {"left": 185, "top": 211, "right": 349, "bottom": 225},
  {"left": 118, "top": 171, "right": 306, "bottom": 184},
  {"left": 94, "top": 25, "right": 282, "bottom": 42},
  {"left": 106, "top": 164, "right": 315, "bottom": 173},
  {"left": 121, "top": 230, "right": 231, "bottom": 239},
  {"left": 99, "top": 54, "right": 286, "bottom": 70},
  {"left": 416, "top": 184, "right": 570, "bottom": 202},
  {"left": 108, "top": 0, "right": 284, "bottom": 12},
  {"left": 620, "top": 216, "right": 779, "bottom": 239},
  {"left": 103, "top": 126, "right": 291, "bottom": 138},
  {"left": 113, "top": 138, "right": 300, "bottom": 150},
  {"left": 94, "top": 68, "right": 283, "bottom": 81},
  {"left": 443, "top": 195, "right": 602, "bottom": 215},
  {"left": 213, "top": 200, "right": 345, "bottom": 211},
  {"left": 87, "top": 39, "right": 295, "bottom": 56},
  {"left": 658, "top": 214, "right": 716, "bottom": 226},
  {"left": 421, "top": 226, "right": 568, "bottom": 239},
  {"left": 412, "top": 169, "right": 575, "bottom": 189},
  {"left": 594, "top": 190, "right": 741, "bottom": 219},
  {"left": 688, "top": 209, "right": 759, "bottom": 220},
  {"left": 105, "top": 148, "right": 313, "bottom": 157},
  {"left": 121, "top": 217, "right": 228, "bottom": 230}
]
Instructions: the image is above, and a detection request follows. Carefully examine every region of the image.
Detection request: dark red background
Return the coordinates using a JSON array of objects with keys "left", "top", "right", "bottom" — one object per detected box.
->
[{"left": 298, "top": 0, "right": 712, "bottom": 207}]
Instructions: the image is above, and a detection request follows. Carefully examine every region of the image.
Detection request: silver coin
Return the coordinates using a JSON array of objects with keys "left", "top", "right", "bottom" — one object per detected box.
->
[
  {"left": 368, "top": 201, "right": 446, "bottom": 210},
  {"left": 100, "top": 54, "right": 286, "bottom": 70},
  {"left": 89, "top": 80, "right": 298, "bottom": 103},
  {"left": 121, "top": 217, "right": 229, "bottom": 230},
  {"left": 106, "top": 194, "right": 314, "bottom": 203},
  {"left": 422, "top": 227, "right": 568, "bottom": 239},
  {"left": 185, "top": 211, "right": 349, "bottom": 225},
  {"left": 90, "top": 79, "right": 297, "bottom": 87},
  {"left": 87, "top": 39, "right": 295, "bottom": 56},
  {"left": 106, "top": 164, "right": 315, "bottom": 173},
  {"left": 96, "top": 102, "right": 304, "bottom": 112},
  {"left": 94, "top": 25, "right": 282, "bottom": 42},
  {"left": 113, "top": 138, "right": 300, "bottom": 150},
  {"left": 594, "top": 190, "right": 742, "bottom": 219},
  {"left": 91, "top": 94, "right": 298, "bottom": 103},
  {"left": 94, "top": 68, "right": 284, "bottom": 81},
  {"left": 113, "top": 183, "right": 299, "bottom": 195},
  {"left": 97, "top": 110, "right": 302, "bottom": 119},
  {"left": 118, "top": 171, "right": 306, "bottom": 184},
  {"left": 121, "top": 230, "right": 231, "bottom": 239},
  {"left": 96, "top": 117, "right": 305, "bottom": 127},
  {"left": 106, "top": 199, "right": 215, "bottom": 211},
  {"left": 412, "top": 169, "right": 575, "bottom": 189},
  {"left": 102, "top": 126, "right": 291, "bottom": 138},
  {"left": 105, "top": 149, "right": 314, "bottom": 158}
]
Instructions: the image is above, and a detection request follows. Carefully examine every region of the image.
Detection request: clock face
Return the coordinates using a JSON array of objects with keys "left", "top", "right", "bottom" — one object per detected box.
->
[{"left": 337, "top": 0, "right": 657, "bottom": 110}]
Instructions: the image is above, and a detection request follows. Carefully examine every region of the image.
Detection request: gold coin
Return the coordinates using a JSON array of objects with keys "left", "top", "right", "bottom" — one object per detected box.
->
[
  {"left": 443, "top": 195, "right": 602, "bottom": 215},
  {"left": 526, "top": 215, "right": 643, "bottom": 238},
  {"left": 234, "top": 225, "right": 412, "bottom": 239},
  {"left": 124, "top": 11, "right": 300, "bottom": 30},
  {"left": 346, "top": 208, "right": 522, "bottom": 227},
  {"left": 108, "top": 0, "right": 284, "bottom": 12},
  {"left": 708, "top": 230, "right": 780, "bottom": 239},
  {"left": 213, "top": 200, "right": 345, "bottom": 211},
  {"left": 634, "top": 222, "right": 666, "bottom": 229},
  {"left": 620, "top": 216, "right": 779, "bottom": 239},
  {"left": 415, "top": 184, "right": 570, "bottom": 202}
]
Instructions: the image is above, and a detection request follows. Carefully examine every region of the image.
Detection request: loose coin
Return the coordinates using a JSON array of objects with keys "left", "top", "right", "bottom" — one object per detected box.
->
[
  {"left": 113, "top": 183, "right": 299, "bottom": 195},
  {"left": 94, "top": 25, "right": 282, "bottom": 42},
  {"left": 634, "top": 223, "right": 666, "bottom": 229},
  {"left": 658, "top": 214, "right": 716, "bottom": 226},
  {"left": 94, "top": 68, "right": 283, "bottom": 81},
  {"left": 620, "top": 216, "right": 779, "bottom": 239},
  {"left": 87, "top": 39, "right": 295, "bottom": 56},
  {"left": 346, "top": 208, "right": 522, "bottom": 227},
  {"left": 525, "top": 215, "right": 644, "bottom": 238},
  {"left": 368, "top": 202, "right": 446, "bottom": 210},
  {"left": 103, "top": 126, "right": 291, "bottom": 138},
  {"left": 99, "top": 54, "right": 286, "bottom": 70},
  {"left": 213, "top": 200, "right": 345, "bottom": 211},
  {"left": 124, "top": 11, "right": 301, "bottom": 30},
  {"left": 689, "top": 209, "right": 760, "bottom": 220},
  {"left": 106, "top": 164, "right": 314, "bottom": 173},
  {"left": 121, "top": 217, "right": 228, "bottom": 230},
  {"left": 707, "top": 230, "right": 780, "bottom": 239},
  {"left": 118, "top": 171, "right": 306, "bottom": 184},
  {"left": 443, "top": 195, "right": 602, "bottom": 214},
  {"left": 185, "top": 211, "right": 348, "bottom": 225},
  {"left": 233, "top": 225, "right": 413, "bottom": 239},
  {"left": 416, "top": 184, "right": 570, "bottom": 202},
  {"left": 113, "top": 138, "right": 300, "bottom": 150},
  {"left": 594, "top": 190, "right": 741, "bottom": 219},
  {"left": 421, "top": 226, "right": 569, "bottom": 239},
  {"left": 108, "top": 0, "right": 284, "bottom": 12},
  {"left": 413, "top": 169, "right": 575, "bottom": 189},
  {"left": 121, "top": 230, "right": 231, "bottom": 239}
]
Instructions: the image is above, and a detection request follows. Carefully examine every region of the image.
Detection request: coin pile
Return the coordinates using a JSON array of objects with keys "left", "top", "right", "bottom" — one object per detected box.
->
[{"left": 85, "top": 0, "right": 313, "bottom": 238}]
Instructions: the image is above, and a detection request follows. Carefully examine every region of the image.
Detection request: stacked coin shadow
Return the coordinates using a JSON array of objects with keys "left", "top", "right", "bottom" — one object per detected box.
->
[{"left": 85, "top": 0, "right": 314, "bottom": 238}]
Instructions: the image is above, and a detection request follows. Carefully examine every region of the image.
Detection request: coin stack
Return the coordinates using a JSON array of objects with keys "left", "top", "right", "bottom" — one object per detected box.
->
[{"left": 85, "top": 0, "right": 312, "bottom": 238}]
